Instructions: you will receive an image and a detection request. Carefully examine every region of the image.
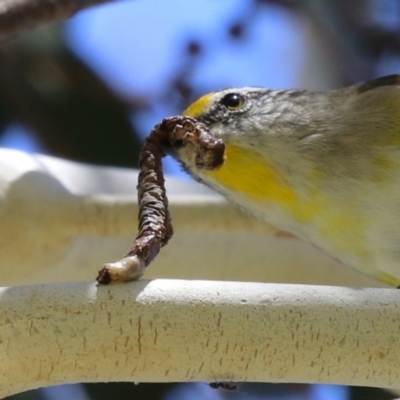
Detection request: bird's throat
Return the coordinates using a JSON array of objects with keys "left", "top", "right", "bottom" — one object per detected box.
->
[{"left": 200, "top": 143, "right": 314, "bottom": 221}]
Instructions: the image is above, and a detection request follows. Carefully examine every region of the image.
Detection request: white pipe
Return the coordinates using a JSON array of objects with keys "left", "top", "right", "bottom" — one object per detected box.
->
[
  {"left": 0, "top": 149, "right": 383, "bottom": 288},
  {"left": 0, "top": 280, "right": 399, "bottom": 398}
]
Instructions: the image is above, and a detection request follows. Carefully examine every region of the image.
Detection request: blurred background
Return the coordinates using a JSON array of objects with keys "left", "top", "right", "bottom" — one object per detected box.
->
[{"left": 1, "top": 0, "right": 400, "bottom": 399}]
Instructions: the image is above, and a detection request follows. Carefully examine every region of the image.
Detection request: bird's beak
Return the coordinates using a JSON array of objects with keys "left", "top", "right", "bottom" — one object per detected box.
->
[{"left": 182, "top": 92, "right": 214, "bottom": 120}]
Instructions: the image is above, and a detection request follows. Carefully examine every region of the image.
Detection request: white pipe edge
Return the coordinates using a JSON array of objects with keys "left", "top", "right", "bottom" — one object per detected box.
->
[
  {"left": 0, "top": 148, "right": 385, "bottom": 288},
  {"left": 1, "top": 279, "right": 399, "bottom": 398}
]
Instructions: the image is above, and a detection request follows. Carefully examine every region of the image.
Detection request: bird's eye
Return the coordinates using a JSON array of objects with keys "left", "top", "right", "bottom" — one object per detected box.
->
[{"left": 220, "top": 93, "right": 245, "bottom": 110}]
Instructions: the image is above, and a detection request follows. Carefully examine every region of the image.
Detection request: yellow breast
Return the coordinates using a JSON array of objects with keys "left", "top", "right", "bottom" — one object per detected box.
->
[
  {"left": 202, "top": 143, "right": 318, "bottom": 221},
  {"left": 201, "top": 143, "right": 368, "bottom": 258}
]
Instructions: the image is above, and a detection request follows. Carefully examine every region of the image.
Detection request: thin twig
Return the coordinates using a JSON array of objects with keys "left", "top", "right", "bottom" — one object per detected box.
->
[
  {"left": 97, "top": 116, "right": 225, "bottom": 284},
  {"left": 0, "top": 0, "right": 114, "bottom": 42}
]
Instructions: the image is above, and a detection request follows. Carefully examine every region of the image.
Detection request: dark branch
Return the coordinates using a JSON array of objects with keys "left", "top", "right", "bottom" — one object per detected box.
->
[{"left": 0, "top": 0, "right": 115, "bottom": 42}]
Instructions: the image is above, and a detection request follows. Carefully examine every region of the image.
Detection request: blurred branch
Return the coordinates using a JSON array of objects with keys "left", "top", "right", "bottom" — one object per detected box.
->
[
  {"left": 0, "top": 0, "right": 115, "bottom": 42},
  {"left": 0, "top": 43, "right": 143, "bottom": 167}
]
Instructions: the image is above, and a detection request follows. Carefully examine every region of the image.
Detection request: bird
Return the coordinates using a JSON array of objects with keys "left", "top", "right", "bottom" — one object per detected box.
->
[{"left": 172, "top": 74, "right": 400, "bottom": 287}]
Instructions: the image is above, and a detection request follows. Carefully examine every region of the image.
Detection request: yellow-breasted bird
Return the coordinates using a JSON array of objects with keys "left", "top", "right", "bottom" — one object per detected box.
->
[{"left": 178, "top": 74, "right": 400, "bottom": 287}]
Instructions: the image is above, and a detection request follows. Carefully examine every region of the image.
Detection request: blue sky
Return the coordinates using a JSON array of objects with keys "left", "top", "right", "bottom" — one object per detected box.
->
[{"left": 63, "top": 0, "right": 307, "bottom": 175}]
